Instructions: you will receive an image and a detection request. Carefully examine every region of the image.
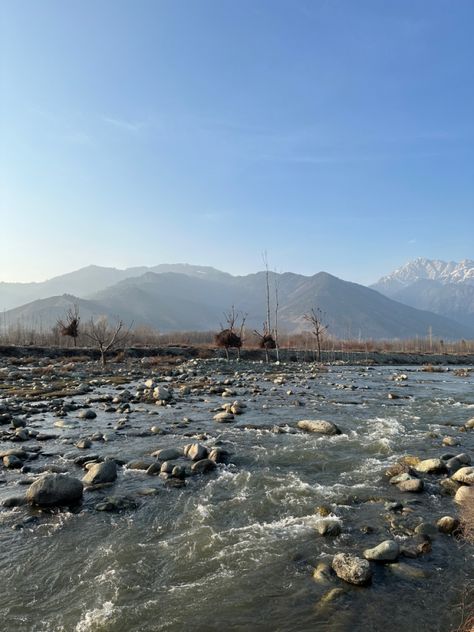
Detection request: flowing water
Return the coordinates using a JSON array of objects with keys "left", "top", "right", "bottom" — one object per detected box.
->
[{"left": 1, "top": 361, "right": 473, "bottom": 631}]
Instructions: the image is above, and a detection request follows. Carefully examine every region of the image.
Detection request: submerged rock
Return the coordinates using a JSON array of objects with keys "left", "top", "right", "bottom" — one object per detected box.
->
[
  {"left": 26, "top": 473, "right": 83, "bottom": 507},
  {"left": 331, "top": 553, "right": 372, "bottom": 586}
]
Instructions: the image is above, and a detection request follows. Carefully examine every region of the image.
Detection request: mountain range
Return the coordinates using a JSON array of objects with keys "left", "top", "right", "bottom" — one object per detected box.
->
[
  {"left": 371, "top": 258, "right": 474, "bottom": 330},
  {"left": 2, "top": 261, "right": 474, "bottom": 340}
]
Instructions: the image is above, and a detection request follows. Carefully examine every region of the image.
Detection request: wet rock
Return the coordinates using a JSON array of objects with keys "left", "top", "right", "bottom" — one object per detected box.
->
[
  {"left": 465, "top": 418, "right": 474, "bottom": 429},
  {"left": 184, "top": 443, "right": 208, "bottom": 461},
  {"left": 213, "top": 412, "right": 235, "bottom": 423},
  {"left": 75, "top": 438, "right": 92, "bottom": 449},
  {"left": 83, "top": 460, "right": 117, "bottom": 485},
  {"left": 331, "top": 553, "right": 372, "bottom": 586},
  {"left": 442, "top": 436, "right": 460, "bottom": 447},
  {"left": 436, "top": 516, "right": 460, "bottom": 534},
  {"left": 440, "top": 478, "right": 460, "bottom": 496},
  {"left": 153, "top": 386, "right": 172, "bottom": 402},
  {"left": 2, "top": 495, "right": 27, "bottom": 508},
  {"left": 451, "top": 466, "right": 474, "bottom": 485},
  {"left": 363, "top": 540, "right": 399, "bottom": 562},
  {"left": 95, "top": 495, "right": 138, "bottom": 512},
  {"left": 414, "top": 458, "right": 446, "bottom": 474},
  {"left": 74, "top": 454, "right": 101, "bottom": 467},
  {"left": 78, "top": 409, "right": 97, "bottom": 420},
  {"left": 208, "top": 447, "right": 229, "bottom": 463},
  {"left": 26, "top": 473, "right": 83, "bottom": 507},
  {"left": 171, "top": 465, "right": 186, "bottom": 480},
  {"left": 397, "top": 478, "right": 424, "bottom": 493},
  {"left": 312, "top": 562, "right": 334, "bottom": 584},
  {"left": 388, "top": 562, "right": 429, "bottom": 580},
  {"left": 316, "top": 520, "right": 342, "bottom": 537},
  {"left": 151, "top": 448, "right": 183, "bottom": 461},
  {"left": 3, "top": 455, "right": 23, "bottom": 469},
  {"left": 191, "top": 459, "right": 217, "bottom": 474},
  {"left": 126, "top": 458, "right": 155, "bottom": 471},
  {"left": 297, "top": 419, "right": 341, "bottom": 435},
  {"left": 414, "top": 522, "right": 437, "bottom": 538},
  {"left": 400, "top": 535, "right": 432, "bottom": 558}
]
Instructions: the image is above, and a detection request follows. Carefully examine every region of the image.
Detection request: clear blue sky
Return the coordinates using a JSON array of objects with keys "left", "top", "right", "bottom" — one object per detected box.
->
[{"left": 1, "top": 0, "right": 473, "bottom": 284}]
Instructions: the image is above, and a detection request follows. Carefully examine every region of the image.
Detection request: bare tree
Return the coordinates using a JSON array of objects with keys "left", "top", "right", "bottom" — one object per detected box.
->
[
  {"left": 83, "top": 316, "right": 132, "bottom": 366},
  {"left": 215, "top": 305, "right": 247, "bottom": 360},
  {"left": 253, "top": 323, "right": 276, "bottom": 363},
  {"left": 56, "top": 304, "right": 80, "bottom": 347},
  {"left": 303, "top": 307, "right": 328, "bottom": 363},
  {"left": 274, "top": 272, "right": 280, "bottom": 362}
]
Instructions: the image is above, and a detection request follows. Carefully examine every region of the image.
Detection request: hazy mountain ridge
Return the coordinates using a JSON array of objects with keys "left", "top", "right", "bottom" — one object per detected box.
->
[{"left": 3, "top": 267, "right": 474, "bottom": 340}]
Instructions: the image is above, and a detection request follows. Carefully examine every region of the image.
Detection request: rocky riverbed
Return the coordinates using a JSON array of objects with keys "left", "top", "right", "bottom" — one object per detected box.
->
[{"left": 0, "top": 356, "right": 473, "bottom": 631}]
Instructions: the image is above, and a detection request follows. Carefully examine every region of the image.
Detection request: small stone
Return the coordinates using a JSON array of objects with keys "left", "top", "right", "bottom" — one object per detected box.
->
[
  {"left": 316, "top": 521, "right": 341, "bottom": 537},
  {"left": 75, "top": 439, "right": 92, "bottom": 449},
  {"left": 436, "top": 516, "right": 460, "bottom": 534}
]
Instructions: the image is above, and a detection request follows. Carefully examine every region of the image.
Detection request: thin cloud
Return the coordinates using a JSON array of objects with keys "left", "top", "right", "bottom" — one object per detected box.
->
[{"left": 103, "top": 116, "right": 147, "bottom": 132}]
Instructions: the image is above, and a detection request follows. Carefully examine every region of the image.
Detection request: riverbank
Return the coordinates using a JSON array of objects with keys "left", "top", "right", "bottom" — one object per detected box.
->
[{"left": 2, "top": 343, "right": 474, "bottom": 366}]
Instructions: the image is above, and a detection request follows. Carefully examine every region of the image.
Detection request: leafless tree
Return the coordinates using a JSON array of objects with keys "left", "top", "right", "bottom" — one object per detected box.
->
[
  {"left": 215, "top": 305, "right": 247, "bottom": 360},
  {"left": 253, "top": 322, "right": 276, "bottom": 363},
  {"left": 56, "top": 304, "right": 80, "bottom": 347},
  {"left": 303, "top": 307, "right": 328, "bottom": 363},
  {"left": 83, "top": 316, "right": 132, "bottom": 366}
]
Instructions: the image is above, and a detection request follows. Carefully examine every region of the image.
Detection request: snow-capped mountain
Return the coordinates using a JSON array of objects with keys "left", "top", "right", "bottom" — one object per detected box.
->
[
  {"left": 371, "top": 258, "right": 474, "bottom": 329},
  {"left": 373, "top": 258, "right": 474, "bottom": 294}
]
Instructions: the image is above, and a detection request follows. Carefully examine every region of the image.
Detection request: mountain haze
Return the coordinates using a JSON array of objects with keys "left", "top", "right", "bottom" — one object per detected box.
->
[{"left": 3, "top": 266, "right": 473, "bottom": 340}]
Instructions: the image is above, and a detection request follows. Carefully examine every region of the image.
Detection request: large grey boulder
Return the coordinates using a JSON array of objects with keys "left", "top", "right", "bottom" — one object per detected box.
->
[
  {"left": 26, "top": 473, "right": 83, "bottom": 507},
  {"left": 83, "top": 460, "right": 117, "bottom": 485},
  {"left": 331, "top": 553, "right": 372, "bottom": 586},
  {"left": 297, "top": 420, "right": 341, "bottom": 435}
]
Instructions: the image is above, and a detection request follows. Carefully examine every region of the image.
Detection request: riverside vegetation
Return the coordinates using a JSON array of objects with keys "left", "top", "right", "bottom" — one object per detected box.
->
[{"left": 0, "top": 353, "right": 473, "bottom": 631}]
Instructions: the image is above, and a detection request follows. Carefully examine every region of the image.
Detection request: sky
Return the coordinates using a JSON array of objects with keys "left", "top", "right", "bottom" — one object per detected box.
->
[{"left": 1, "top": 0, "right": 473, "bottom": 285}]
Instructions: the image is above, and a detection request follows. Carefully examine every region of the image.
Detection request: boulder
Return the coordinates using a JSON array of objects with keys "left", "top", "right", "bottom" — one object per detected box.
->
[
  {"left": 397, "top": 478, "right": 424, "bottom": 493},
  {"left": 213, "top": 412, "right": 235, "bottom": 423},
  {"left": 363, "top": 540, "right": 399, "bottom": 562},
  {"left": 414, "top": 458, "right": 446, "bottom": 474},
  {"left": 191, "top": 459, "right": 217, "bottom": 474},
  {"left": 184, "top": 443, "right": 208, "bottom": 461},
  {"left": 331, "top": 553, "right": 372, "bottom": 586},
  {"left": 26, "top": 473, "right": 83, "bottom": 507},
  {"left": 451, "top": 466, "right": 474, "bottom": 485},
  {"left": 83, "top": 460, "right": 117, "bottom": 485},
  {"left": 151, "top": 448, "right": 183, "bottom": 461},
  {"left": 454, "top": 485, "right": 474, "bottom": 505},
  {"left": 297, "top": 420, "right": 341, "bottom": 435},
  {"left": 78, "top": 409, "right": 97, "bottom": 420}
]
